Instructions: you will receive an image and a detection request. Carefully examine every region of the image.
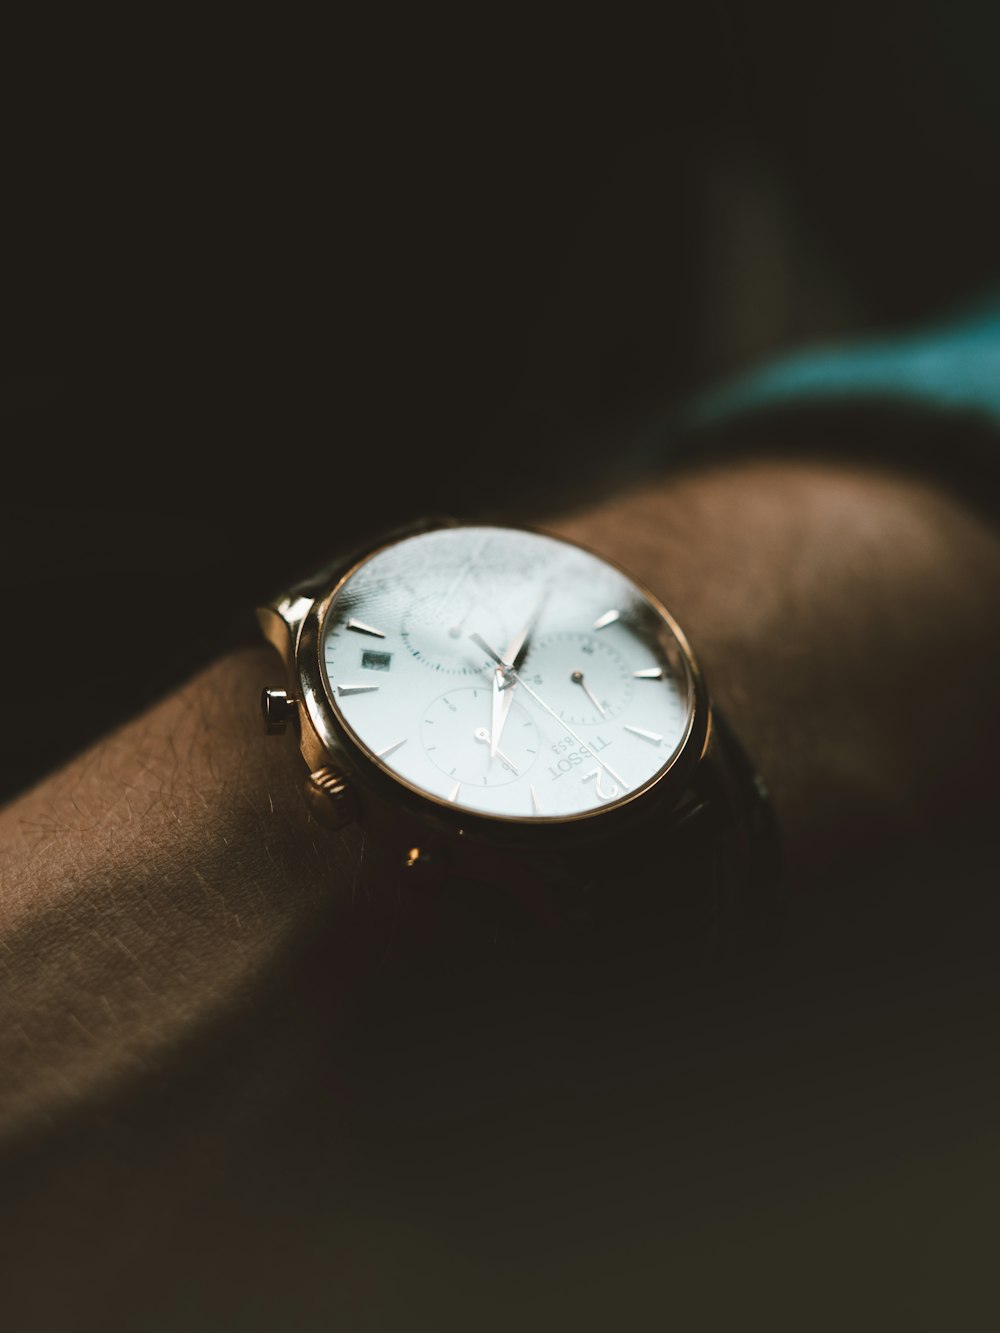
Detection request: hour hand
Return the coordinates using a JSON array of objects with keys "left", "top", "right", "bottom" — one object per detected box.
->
[
  {"left": 468, "top": 633, "right": 510, "bottom": 757},
  {"left": 492, "top": 658, "right": 517, "bottom": 756},
  {"left": 489, "top": 656, "right": 505, "bottom": 759}
]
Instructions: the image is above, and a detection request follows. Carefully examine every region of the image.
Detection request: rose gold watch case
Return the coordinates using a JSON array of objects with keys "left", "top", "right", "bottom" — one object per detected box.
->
[{"left": 260, "top": 523, "right": 711, "bottom": 853}]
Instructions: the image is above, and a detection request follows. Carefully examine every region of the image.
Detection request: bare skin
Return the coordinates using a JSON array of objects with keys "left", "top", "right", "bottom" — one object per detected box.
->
[
  {"left": 2, "top": 458, "right": 999, "bottom": 1327},
  {"left": 3, "top": 457, "right": 1000, "bottom": 1132},
  {"left": 547, "top": 458, "right": 1000, "bottom": 881}
]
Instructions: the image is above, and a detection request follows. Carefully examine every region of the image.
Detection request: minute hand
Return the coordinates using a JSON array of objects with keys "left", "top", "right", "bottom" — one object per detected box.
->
[
  {"left": 475, "top": 631, "right": 518, "bottom": 759},
  {"left": 470, "top": 634, "right": 628, "bottom": 794}
]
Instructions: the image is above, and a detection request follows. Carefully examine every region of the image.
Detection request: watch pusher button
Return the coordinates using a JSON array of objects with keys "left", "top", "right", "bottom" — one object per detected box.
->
[
  {"left": 304, "top": 765, "right": 358, "bottom": 828},
  {"left": 261, "top": 687, "right": 298, "bottom": 735}
]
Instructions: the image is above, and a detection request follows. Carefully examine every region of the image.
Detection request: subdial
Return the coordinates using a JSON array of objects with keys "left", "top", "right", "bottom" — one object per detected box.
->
[
  {"left": 422, "top": 687, "right": 539, "bottom": 787},
  {"left": 402, "top": 594, "right": 507, "bottom": 675},
  {"left": 529, "top": 632, "right": 634, "bottom": 725}
]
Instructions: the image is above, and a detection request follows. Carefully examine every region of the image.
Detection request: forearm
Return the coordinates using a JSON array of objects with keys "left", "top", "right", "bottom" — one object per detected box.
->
[
  {"left": 2, "top": 457, "right": 998, "bottom": 1139},
  {"left": 547, "top": 458, "right": 1000, "bottom": 880},
  {"left": 0, "top": 645, "right": 359, "bottom": 1138}
]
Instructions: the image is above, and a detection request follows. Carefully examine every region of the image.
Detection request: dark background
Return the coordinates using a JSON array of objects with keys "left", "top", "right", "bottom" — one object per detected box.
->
[
  {"left": 4, "top": 8, "right": 1000, "bottom": 1327},
  {"left": 4, "top": 2, "right": 1000, "bottom": 803}
]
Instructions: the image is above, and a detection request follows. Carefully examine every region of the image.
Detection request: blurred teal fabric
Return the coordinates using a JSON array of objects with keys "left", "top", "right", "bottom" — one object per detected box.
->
[
  {"left": 689, "top": 298, "right": 1000, "bottom": 433},
  {"left": 654, "top": 298, "right": 1000, "bottom": 494}
]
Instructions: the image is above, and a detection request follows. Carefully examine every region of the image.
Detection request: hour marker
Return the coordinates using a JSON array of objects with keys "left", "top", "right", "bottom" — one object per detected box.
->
[
  {"left": 376, "top": 738, "right": 407, "bottom": 758},
  {"left": 633, "top": 666, "right": 664, "bottom": 680},
  {"left": 593, "top": 609, "right": 619, "bottom": 630},
  {"left": 625, "top": 725, "right": 663, "bottom": 745},
  {"left": 347, "top": 619, "right": 386, "bottom": 638},
  {"left": 447, "top": 781, "right": 461, "bottom": 802},
  {"left": 336, "top": 683, "right": 379, "bottom": 696},
  {"left": 588, "top": 756, "right": 628, "bottom": 789},
  {"left": 530, "top": 785, "right": 542, "bottom": 815}
]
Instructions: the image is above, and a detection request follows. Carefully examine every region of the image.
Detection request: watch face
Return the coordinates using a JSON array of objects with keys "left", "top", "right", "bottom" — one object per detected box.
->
[{"left": 319, "top": 526, "right": 697, "bottom": 823}]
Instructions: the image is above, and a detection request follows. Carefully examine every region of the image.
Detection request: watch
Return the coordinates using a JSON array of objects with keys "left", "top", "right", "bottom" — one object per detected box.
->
[{"left": 257, "top": 520, "right": 778, "bottom": 951}]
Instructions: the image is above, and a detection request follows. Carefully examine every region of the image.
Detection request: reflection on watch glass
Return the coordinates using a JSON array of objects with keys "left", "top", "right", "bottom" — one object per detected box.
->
[{"left": 321, "top": 526, "right": 694, "bottom": 821}]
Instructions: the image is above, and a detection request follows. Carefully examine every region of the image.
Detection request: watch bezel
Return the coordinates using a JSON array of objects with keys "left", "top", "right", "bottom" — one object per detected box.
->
[{"left": 294, "top": 523, "right": 711, "bottom": 850}]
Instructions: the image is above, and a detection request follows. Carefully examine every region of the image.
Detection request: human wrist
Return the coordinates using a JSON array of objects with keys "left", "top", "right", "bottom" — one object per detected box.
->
[
  {"left": 0, "top": 645, "right": 357, "bottom": 1139},
  {"left": 544, "top": 456, "right": 1000, "bottom": 885}
]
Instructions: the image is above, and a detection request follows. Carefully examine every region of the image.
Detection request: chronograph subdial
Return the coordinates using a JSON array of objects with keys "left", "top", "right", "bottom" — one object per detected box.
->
[
  {"left": 422, "top": 687, "right": 539, "bottom": 789},
  {"left": 402, "top": 594, "right": 507, "bottom": 676},
  {"left": 529, "top": 632, "right": 634, "bottom": 725}
]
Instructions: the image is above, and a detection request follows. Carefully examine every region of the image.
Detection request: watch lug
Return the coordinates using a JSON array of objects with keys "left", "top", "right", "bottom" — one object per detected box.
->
[{"left": 256, "top": 594, "right": 315, "bottom": 669}]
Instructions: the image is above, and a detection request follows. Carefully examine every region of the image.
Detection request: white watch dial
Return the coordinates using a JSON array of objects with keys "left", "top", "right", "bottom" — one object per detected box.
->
[{"left": 321, "top": 526, "right": 695, "bottom": 821}]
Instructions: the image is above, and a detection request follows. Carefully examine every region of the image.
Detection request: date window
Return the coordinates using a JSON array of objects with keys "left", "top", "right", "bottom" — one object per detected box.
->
[{"left": 361, "top": 650, "right": 392, "bottom": 672}]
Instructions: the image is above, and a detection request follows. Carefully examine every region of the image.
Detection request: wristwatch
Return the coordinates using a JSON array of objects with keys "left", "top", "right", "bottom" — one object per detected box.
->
[{"left": 258, "top": 520, "right": 778, "bottom": 952}]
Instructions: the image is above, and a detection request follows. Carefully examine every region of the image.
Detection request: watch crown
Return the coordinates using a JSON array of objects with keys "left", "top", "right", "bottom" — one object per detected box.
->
[
  {"left": 261, "top": 687, "right": 297, "bottom": 735},
  {"left": 304, "top": 765, "right": 358, "bottom": 829}
]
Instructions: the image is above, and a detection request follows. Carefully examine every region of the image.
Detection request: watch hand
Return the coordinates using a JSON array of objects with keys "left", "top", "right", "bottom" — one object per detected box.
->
[
  {"left": 470, "top": 589, "right": 547, "bottom": 674},
  {"left": 448, "top": 599, "right": 476, "bottom": 640},
  {"left": 473, "top": 726, "right": 519, "bottom": 774},
  {"left": 488, "top": 592, "right": 549, "bottom": 756},
  {"left": 489, "top": 664, "right": 505, "bottom": 760},
  {"left": 506, "top": 591, "right": 548, "bottom": 673},
  {"left": 472, "top": 613, "right": 627, "bottom": 792},
  {"left": 505, "top": 666, "right": 629, "bottom": 794},
  {"left": 470, "top": 632, "right": 509, "bottom": 673},
  {"left": 490, "top": 626, "right": 525, "bottom": 757},
  {"left": 571, "top": 669, "right": 607, "bottom": 718},
  {"left": 471, "top": 635, "right": 514, "bottom": 761}
]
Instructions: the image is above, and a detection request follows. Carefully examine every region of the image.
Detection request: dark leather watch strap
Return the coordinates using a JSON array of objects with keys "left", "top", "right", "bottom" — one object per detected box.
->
[
  {"left": 553, "top": 707, "right": 780, "bottom": 948},
  {"left": 351, "top": 704, "right": 781, "bottom": 972},
  {"left": 275, "top": 523, "right": 781, "bottom": 965}
]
